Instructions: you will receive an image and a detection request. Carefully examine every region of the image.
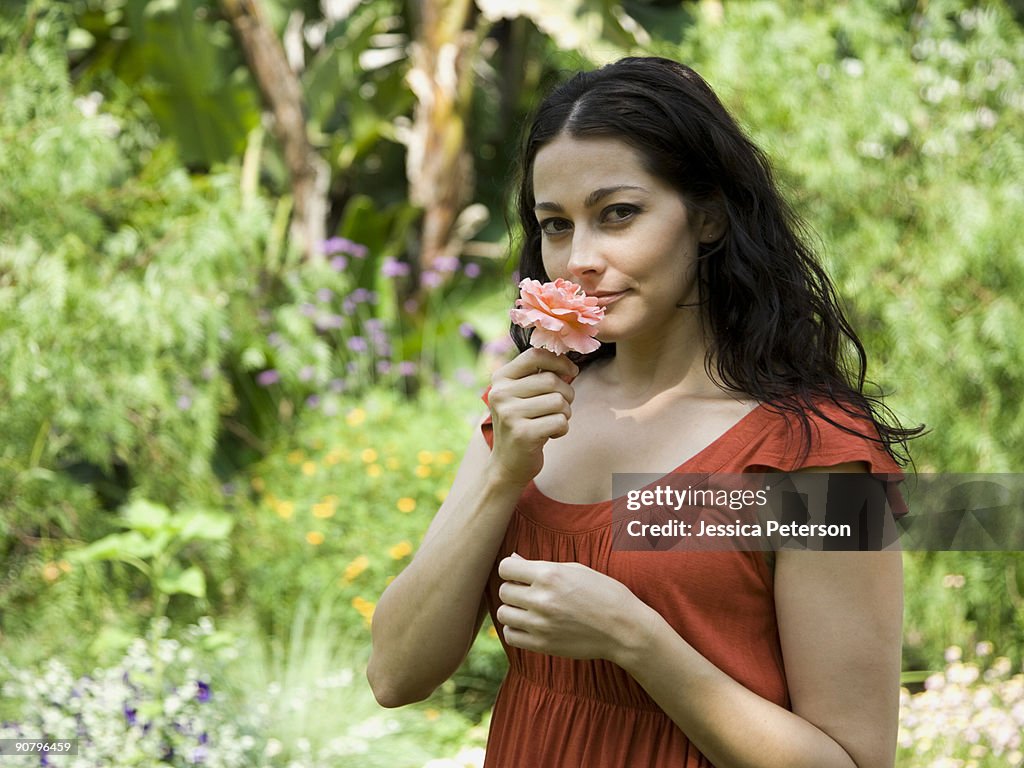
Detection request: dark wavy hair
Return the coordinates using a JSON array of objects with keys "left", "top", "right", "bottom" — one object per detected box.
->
[{"left": 509, "top": 56, "right": 921, "bottom": 465}]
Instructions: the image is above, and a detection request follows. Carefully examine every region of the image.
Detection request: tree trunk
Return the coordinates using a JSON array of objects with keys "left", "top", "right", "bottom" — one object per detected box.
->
[
  {"left": 220, "top": 0, "right": 328, "bottom": 261},
  {"left": 404, "top": 0, "right": 483, "bottom": 294}
]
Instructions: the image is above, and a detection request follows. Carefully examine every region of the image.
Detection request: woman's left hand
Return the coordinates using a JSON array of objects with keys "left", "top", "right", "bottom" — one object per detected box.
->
[{"left": 495, "top": 554, "right": 653, "bottom": 663}]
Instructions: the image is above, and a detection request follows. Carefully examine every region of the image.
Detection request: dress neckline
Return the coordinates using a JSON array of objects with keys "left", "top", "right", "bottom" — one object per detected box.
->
[{"left": 528, "top": 402, "right": 770, "bottom": 508}]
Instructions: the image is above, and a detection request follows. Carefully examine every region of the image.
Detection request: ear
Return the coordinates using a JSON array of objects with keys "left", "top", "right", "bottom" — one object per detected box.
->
[{"left": 698, "top": 204, "right": 727, "bottom": 243}]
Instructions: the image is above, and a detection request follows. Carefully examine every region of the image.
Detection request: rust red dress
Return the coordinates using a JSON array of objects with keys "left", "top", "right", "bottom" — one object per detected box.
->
[{"left": 478, "top": 393, "right": 905, "bottom": 767}]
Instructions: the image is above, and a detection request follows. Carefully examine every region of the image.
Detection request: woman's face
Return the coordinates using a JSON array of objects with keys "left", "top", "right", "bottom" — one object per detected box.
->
[{"left": 532, "top": 133, "right": 716, "bottom": 344}]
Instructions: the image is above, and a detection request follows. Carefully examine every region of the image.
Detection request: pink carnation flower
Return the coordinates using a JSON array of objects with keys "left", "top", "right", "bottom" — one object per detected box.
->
[{"left": 510, "top": 278, "right": 605, "bottom": 355}]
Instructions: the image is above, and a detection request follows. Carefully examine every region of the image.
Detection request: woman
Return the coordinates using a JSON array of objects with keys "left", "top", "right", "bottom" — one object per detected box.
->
[{"left": 368, "top": 57, "right": 919, "bottom": 767}]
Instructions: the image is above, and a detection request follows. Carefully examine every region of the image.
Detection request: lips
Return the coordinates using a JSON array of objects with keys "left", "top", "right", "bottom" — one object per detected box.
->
[{"left": 592, "top": 290, "right": 627, "bottom": 307}]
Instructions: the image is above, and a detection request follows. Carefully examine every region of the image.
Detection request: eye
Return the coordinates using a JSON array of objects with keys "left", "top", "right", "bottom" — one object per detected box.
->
[
  {"left": 602, "top": 204, "right": 640, "bottom": 223},
  {"left": 539, "top": 217, "right": 572, "bottom": 236}
]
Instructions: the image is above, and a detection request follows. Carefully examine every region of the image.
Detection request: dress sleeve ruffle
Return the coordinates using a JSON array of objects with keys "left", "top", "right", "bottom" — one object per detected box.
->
[
  {"left": 741, "top": 400, "right": 908, "bottom": 518},
  {"left": 480, "top": 386, "right": 494, "bottom": 450}
]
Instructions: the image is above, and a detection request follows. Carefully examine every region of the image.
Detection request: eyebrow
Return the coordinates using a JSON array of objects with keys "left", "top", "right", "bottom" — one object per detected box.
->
[{"left": 534, "top": 185, "right": 648, "bottom": 212}]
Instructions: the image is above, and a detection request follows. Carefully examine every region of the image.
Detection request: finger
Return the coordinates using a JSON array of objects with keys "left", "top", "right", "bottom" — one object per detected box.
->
[
  {"left": 502, "top": 625, "right": 543, "bottom": 652},
  {"left": 495, "top": 603, "right": 533, "bottom": 630},
  {"left": 497, "top": 580, "right": 532, "bottom": 608},
  {"left": 505, "top": 348, "right": 579, "bottom": 381},
  {"left": 502, "top": 371, "right": 575, "bottom": 403},
  {"left": 500, "top": 412, "right": 570, "bottom": 444},
  {"left": 498, "top": 554, "right": 539, "bottom": 584},
  {"left": 504, "top": 392, "right": 572, "bottom": 421}
]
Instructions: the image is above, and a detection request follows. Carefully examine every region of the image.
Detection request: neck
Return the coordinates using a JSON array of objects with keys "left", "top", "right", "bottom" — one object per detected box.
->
[{"left": 596, "top": 310, "right": 729, "bottom": 403}]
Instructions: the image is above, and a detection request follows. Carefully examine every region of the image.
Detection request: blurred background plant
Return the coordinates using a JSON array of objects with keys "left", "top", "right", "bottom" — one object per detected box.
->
[{"left": 2, "top": 0, "right": 1023, "bottom": 763}]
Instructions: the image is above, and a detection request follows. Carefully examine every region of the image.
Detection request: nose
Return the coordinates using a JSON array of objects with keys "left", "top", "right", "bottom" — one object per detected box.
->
[{"left": 564, "top": 229, "right": 605, "bottom": 280}]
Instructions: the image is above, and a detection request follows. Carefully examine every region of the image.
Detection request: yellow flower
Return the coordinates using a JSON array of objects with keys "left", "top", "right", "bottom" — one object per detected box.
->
[
  {"left": 424, "top": 708, "right": 440, "bottom": 721},
  {"left": 42, "top": 563, "right": 61, "bottom": 582},
  {"left": 352, "top": 596, "right": 375, "bottom": 623},
  {"left": 487, "top": 625, "right": 499, "bottom": 639},
  {"left": 301, "top": 461, "right": 317, "bottom": 477},
  {"left": 415, "top": 465, "right": 431, "bottom": 479},
  {"left": 312, "top": 501, "right": 335, "bottom": 519},
  {"left": 276, "top": 501, "right": 295, "bottom": 519},
  {"left": 396, "top": 497, "right": 416, "bottom": 513},
  {"left": 388, "top": 540, "right": 413, "bottom": 560},
  {"left": 346, "top": 408, "right": 366, "bottom": 426},
  {"left": 287, "top": 450, "right": 305, "bottom": 465},
  {"left": 437, "top": 450, "right": 455, "bottom": 465},
  {"left": 306, "top": 531, "right": 325, "bottom": 546},
  {"left": 361, "top": 448, "right": 378, "bottom": 464},
  {"left": 343, "top": 555, "right": 370, "bottom": 582},
  {"left": 251, "top": 476, "right": 266, "bottom": 492},
  {"left": 385, "top": 457, "right": 400, "bottom": 470},
  {"left": 417, "top": 450, "right": 434, "bottom": 465},
  {"left": 323, "top": 494, "right": 339, "bottom": 505},
  {"left": 366, "top": 464, "right": 382, "bottom": 478},
  {"left": 58, "top": 560, "right": 71, "bottom": 573},
  {"left": 324, "top": 450, "right": 342, "bottom": 466}
]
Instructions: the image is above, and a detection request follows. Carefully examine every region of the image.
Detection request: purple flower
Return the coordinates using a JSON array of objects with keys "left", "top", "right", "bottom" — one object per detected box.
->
[
  {"left": 347, "top": 336, "right": 368, "bottom": 353},
  {"left": 298, "top": 365, "right": 316, "bottom": 382},
  {"left": 381, "top": 257, "right": 410, "bottom": 278},
  {"left": 221, "top": 482, "right": 236, "bottom": 496},
  {"left": 376, "top": 360, "right": 392, "bottom": 374},
  {"left": 434, "top": 255, "right": 460, "bottom": 273},
  {"left": 316, "top": 288, "right": 334, "bottom": 303},
  {"left": 300, "top": 302, "right": 317, "bottom": 317},
  {"left": 258, "top": 309, "right": 272, "bottom": 324},
  {"left": 403, "top": 298, "right": 419, "bottom": 313},
  {"left": 398, "top": 361, "right": 417, "bottom": 376},
  {"left": 306, "top": 394, "right": 321, "bottom": 409},
  {"left": 124, "top": 704, "right": 137, "bottom": 726},
  {"left": 176, "top": 395, "right": 192, "bottom": 411},
  {"left": 321, "top": 236, "right": 369, "bottom": 259},
  {"left": 364, "top": 318, "right": 383, "bottom": 334},
  {"left": 483, "top": 337, "right": 515, "bottom": 356},
  {"left": 267, "top": 332, "right": 283, "bottom": 348},
  {"left": 342, "top": 299, "right": 356, "bottom": 315},
  {"left": 196, "top": 681, "right": 211, "bottom": 703},
  {"left": 464, "top": 262, "right": 481, "bottom": 279},
  {"left": 329, "top": 378, "right": 346, "bottom": 393},
  {"left": 422, "top": 270, "right": 443, "bottom": 289},
  {"left": 459, "top": 322, "right": 476, "bottom": 339},
  {"left": 256, "top": 369, "right": 280, "bottom": 386},
  {"left": 192, "top": 746, "right": 208, "bottom": 764},
  {"left": 315, "top": 314, "right": 344, "bottom": 331},
  {"left": 351, "top": 288, "right": 370, "bottom": 303},
  {"left": 330, "top": 255, "right": 348, "bottom": 272}
]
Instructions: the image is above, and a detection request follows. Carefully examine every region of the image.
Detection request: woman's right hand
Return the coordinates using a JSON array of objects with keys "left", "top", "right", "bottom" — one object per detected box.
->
[{"left": 486, "top": 347, "right": 579, "bottom": 487}]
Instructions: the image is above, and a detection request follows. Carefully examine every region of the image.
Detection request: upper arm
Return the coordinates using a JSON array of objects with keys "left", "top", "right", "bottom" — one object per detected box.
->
[{"left": 774, "top": 462, "right": 903, "bottom": 768}]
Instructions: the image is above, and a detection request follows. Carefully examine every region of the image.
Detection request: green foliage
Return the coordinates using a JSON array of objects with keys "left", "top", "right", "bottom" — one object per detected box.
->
[
  {"left": 69, "top": 498, "right": 233, "bottom": 620},
  {"left": 68, "top": 0, "right": 261, "bottom": 169},
  {"left": 677, "top": 0, "right": 1024, "bottom": 472}
]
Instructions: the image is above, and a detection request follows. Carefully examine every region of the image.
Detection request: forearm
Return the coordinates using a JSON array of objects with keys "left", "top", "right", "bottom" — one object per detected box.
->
[
  {"left": 617, "top": 608, "right": 860, "bottom": 768},
  {"left": 368, "top": 464, "right": 523, "bottom": 706}
]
